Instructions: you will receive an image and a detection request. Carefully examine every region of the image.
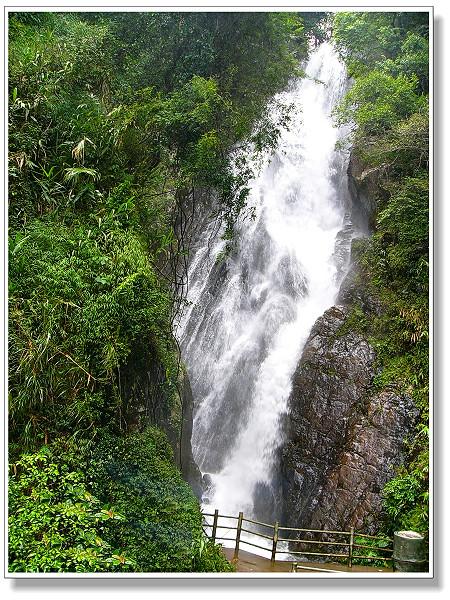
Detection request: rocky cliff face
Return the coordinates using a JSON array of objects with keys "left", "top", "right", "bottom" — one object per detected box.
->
[
  {"left": 347, "top": 151, "right": 386, "bottom": 233},
  {"left": 281, "top": 304, "right": 418, "bottom": 533},
  {"left": 179, "top": 373, "right": 203, "bottom": 497},
  {"left": 119, "top": 346, "right": 202, "bottom": 497}
]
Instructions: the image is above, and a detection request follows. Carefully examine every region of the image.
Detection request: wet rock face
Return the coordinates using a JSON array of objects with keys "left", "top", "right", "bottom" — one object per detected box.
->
[
  {"left": 347, "top": 151, "right": 387, "bottom": 233},
  {"left": 120, "top": 348, "right": 202, "bottom": 497},
  {"left": 336, "top": 239, "right": 384, "bottom": 316},
  {"left": 179, "top": 374, "right": 203, "bottom": 498},
  {"left": 281, "top": 305, "right": 418, "bottom": 533}
]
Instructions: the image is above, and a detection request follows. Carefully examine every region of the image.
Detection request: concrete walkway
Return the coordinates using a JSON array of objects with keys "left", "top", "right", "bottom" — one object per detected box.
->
[{"left": 222, "top": 548, "right": 392, "bottom": 574}]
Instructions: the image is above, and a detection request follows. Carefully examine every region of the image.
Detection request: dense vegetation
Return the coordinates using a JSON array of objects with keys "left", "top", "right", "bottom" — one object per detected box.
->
[
  {"left": 333, "top": 12, "right": 429, "bottom": 536},
  {"left": 8, "top": 10, "right": 429, "bottom": 572},
  {"left": 8, "top": 11, "right": 313, "bottom": 572}
]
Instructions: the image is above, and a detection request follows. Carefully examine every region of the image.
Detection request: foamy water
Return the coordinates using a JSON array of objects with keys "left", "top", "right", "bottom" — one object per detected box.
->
[{"left": 177, "top": 43, "right": 352, "bottom": 557}]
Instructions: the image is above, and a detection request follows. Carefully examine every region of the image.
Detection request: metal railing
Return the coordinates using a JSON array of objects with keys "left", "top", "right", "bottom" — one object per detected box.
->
[{"left": 202, "top": 509, "right": 394, "bottom": 568}]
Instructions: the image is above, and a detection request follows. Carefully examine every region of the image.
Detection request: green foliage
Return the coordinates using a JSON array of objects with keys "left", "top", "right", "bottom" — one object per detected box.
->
[
  {"left": 333, "top": 12, "right": 428, "bottom": 79},
  {"left": 352, "top": 535, "right": 393, "bottom": 568},
  {"left": 8, "top": 444, "right": 130, "bottom": 572},
  {"left": 8, "top": 10, "right": 313, "bottom": 449},
  {"left": 336, "top": 71, "right": 424, "bottom": 136},
  {"left": 88, "top": 428, "right": 229, "bottom": 572},
  {"left": 375, "top": 176, "right": 429, "bottom": 291},
  {"left": 383, "top": 464, "right": 429, "bottom": 535},
  {"left": 335, "top": 305, "right": 369, "bottom": 337},
  {"left": 356, "top": 112, "right": 429, "bottom": 177},
  {"left": 333, "top": 11, "right": 429, "bottom": 539},
  {"left": 382, "top": 32, "right": 429, "bottom": 93},
  {"left": 8, "top": 10, "right": 313, "bottom": 572},
  {"left": 333, "top": 12, "right": 398, "bottom": 76},
  {"left": 99, "top": 12, "right": 309, "bottom": 233},
  {"left": 8, "top": 215, "right": 176, "bottom": 448},
  {"left": 8, "top": 10, "right": 310, "bottom": 234},
  {"left": 193, "top": 539, "right": 235, "bottom": 572},
  {"left": 299, "top": 12, "right": 329, "bottom": 45},
  {"left": 9, "top": 431, "right": 230, "bottom": 573},
  {"left": 8, "top": 17, "right": 119, "bottom": 227},
  {"left": 333, "top": 12, "right": 429, "bottom": 139}
]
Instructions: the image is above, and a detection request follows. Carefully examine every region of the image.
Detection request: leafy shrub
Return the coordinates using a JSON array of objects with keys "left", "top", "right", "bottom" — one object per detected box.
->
[
  {"left": 333, "top": 12, "right": 401, "bottom": 75},
  {"left": 351, "top": 535, "right": 393, "bottom": 568},
  {"left": 193, "top": 539, "right": 235, "bottom": 572},
  {"left": 9, "top": 433, "right": 232, "bottom": 573},
  {"left": 88, "top": 428, "right": 229, "bottom": 572},
  {"left": 9, "top": 216, "right": 177, "bottom": 449},
  {"left": 8, "top": 444, "right": 130, "bottom": 572},
  {"left": 337, "top": 71, "right": 424, "bottom": 136},
  {"left": 375, "top": 176, "right": 428, "bottom": 291},
  {"left": 383, "top": 468, "right": 429, "bottom": 535},
  {"left": 333, "top": 11, "right": 428, "bottom": 78}
]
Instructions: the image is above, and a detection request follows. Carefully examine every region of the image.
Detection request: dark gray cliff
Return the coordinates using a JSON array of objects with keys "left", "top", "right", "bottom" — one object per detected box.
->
[
  {"left": 120, "top": 348, "right": 202, "bottom": 497},
  {"left": 347, "top": 151, "right": 390, "bottom": 233},
  {"left": 281, "top": 304, "right": 418, "bottom": 533},
  {"left": 179, "top": 372, "right": 203, "bottom": 497}
]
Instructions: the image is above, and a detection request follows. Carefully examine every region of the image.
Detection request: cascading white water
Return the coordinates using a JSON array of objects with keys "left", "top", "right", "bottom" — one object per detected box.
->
[{"left": 177, "top": 43, "right": 352, "bottom": 536}]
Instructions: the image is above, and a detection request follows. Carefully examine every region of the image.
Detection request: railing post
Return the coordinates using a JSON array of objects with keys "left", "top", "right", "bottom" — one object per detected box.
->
[
  {"left": 271, "top": 521, "right": 279, "bottom": 564},
  {"left": 348, "top": 527, "right": 354, "bottom": 568},
  {"left": 234, "top": 512, "right": 243, "bottom": 561},
  {"left": 211, "top": 509, "right": 219, "bottom": 543}
]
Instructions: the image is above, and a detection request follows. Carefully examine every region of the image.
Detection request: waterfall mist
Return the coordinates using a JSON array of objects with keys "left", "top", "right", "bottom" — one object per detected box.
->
[{"left": 177, "top": 43, "right": 353, "bottom": 542}]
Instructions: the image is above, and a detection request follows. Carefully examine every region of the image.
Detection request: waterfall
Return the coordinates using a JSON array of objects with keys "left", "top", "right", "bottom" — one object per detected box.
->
[{"left": 177, "top": 43, "right": 352, "bottom": 533}]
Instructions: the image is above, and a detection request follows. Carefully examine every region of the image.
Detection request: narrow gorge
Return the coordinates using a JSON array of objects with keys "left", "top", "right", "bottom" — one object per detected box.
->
[{"left": 178, "top": 41, "right": 420, "bottom": 545}]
